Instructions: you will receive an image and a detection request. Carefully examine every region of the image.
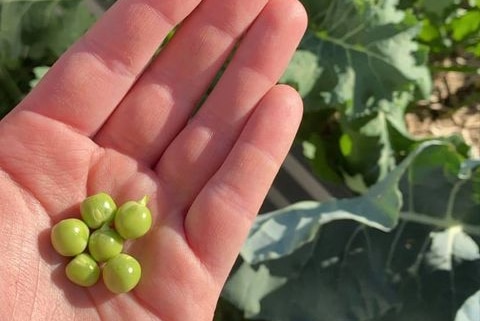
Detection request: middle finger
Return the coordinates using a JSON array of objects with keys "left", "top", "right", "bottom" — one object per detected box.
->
[{"left": 94, "top": 0, "right": 269, "bottom": 165}]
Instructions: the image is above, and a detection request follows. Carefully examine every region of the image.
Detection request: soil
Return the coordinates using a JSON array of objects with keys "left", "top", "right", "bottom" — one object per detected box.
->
[{"left": 405, "top": 60, "right": 480, "bottom": 158}]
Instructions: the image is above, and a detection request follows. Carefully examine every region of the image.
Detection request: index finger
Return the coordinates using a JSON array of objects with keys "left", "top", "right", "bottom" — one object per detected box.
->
[{"left": 10, "top": 0, "right": 201, "bottom": 136}]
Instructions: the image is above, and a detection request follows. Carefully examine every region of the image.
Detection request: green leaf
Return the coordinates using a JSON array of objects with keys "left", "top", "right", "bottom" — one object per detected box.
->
[
  {"left": 29, "top": 66, "right": 49, "bottom": 88},
  {"left": 400, "top": 144, "right": 480, "bottom": 225},
  {"left": 339, "top": 133, "right": 353, "bottom": 156},
  {"left": 281, "top": 0, "right": 433, "bottom": 188},
  {"left": 241, "top": 141, "right": 439, "bottom": 265},
  {"left": 0, "top": 0, "right": 32, "bottom": 65},
  {"left": 21, "top": 0, "right": 95, "bottom": 58},
  {"left": 450, "top": 10, "right": 480, "bottom": 41},
  {"left": 308, "top": 89, "right": 418, "bottom": 189},
  {"left": 0, "top": 0, "right": 94, "bottom": 61},
  {"left": 426, "top": 226, "right": 480, "bottom": 271},
  {"left": 281, "top": 0, "right": 431, "bottom": 115},
  {"left": 459, "top": 159, "right": 480, "bottom": 179},
  {"left": 455, "top": 290, "right": 480, "bottom": 321},
  {"left": 418, "top": 18, "right": 441, "bottom": 42},
  {"left": 223, "top": 142, "right": 480, "bottom": 321},
  {"left": 224, "top": 222, "right": 399, "bottom": 320},
  {"left": 421, "top": 0, "right": 458, "bottom": 17},
  {"left": 0, "top": 0, "right": 95, "bottom": 112},
  {"left": 279, "top": 50, "right": 321, "bottom": 97},
  {"left": 467, "top": 42, "right": 480, "bottom": 57},
  {"left": 302, "top": 134, "right": 344, "bottom": 183}
]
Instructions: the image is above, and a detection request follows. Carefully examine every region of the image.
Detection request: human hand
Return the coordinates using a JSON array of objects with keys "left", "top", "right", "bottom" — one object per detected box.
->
[{"left": 0, "top": 0, "right": 306, "bottom": 320}]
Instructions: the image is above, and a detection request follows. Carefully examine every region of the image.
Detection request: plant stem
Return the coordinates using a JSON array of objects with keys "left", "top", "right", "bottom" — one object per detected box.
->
[
  {"left": 445, "top": 179, "right": 468, "bottom": 221},
  {"left": 139, "top": 195, "right": 149, "bottom": 206},
  {"left": 385, "top": 220, "right": 407, "bottom": 272},
  {"left": 400, "top": 211, "right": 480, "bottom": 236}
]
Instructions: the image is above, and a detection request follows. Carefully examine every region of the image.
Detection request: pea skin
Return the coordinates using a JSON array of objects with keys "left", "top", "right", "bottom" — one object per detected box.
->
[
  {"left": 114, "top": 196, "right": 152, "bottom": 240},
  {"left": 50, "top": 193, "right": 152, "bottom": 293}
]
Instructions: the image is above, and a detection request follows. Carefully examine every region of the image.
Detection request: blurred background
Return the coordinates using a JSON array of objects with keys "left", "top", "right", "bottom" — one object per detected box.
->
[{"left": 1, "top": 1, "right": 479, "bottom": 320}]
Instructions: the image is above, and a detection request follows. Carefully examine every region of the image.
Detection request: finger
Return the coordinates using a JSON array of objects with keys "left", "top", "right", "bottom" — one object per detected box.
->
[
  {"left": 127, "top": 86, "right": 302, "bottom": 321},
  {"left": 156, "top": 0, "right": 307, "bottom": 206},
  {"left": 94, "top": 0, "right": 269, "bottom": 165},
  {"left": 185, "top": 85, "right": 303, "bottom": 278},
  {"left": 11, "top": 0, "right": 201, "bottom": 136}
]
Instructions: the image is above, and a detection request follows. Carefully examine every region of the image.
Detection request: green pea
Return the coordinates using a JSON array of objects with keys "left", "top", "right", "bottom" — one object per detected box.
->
[
  {"left": 65, "top": 253, "right": 100, "bottom": 287},
  {"left": 103, "top": 253, "right": 142, "bottom": 294},
  {"left": 51, "top": 218, "right": 89, "bottom": 256},
  {"left": 114, "top": 196, "right": 152, "bottom": 239},
  {"left": 81, "top": 192, "right": 117, "bottom": 229},
  {"left": 88, "top": 228, "right": 124, "bottom": 262}
]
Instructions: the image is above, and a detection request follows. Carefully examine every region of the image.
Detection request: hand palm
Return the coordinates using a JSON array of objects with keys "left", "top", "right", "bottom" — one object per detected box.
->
[{"left": 0, "top": 0, "right": 306, "bottom": 320}]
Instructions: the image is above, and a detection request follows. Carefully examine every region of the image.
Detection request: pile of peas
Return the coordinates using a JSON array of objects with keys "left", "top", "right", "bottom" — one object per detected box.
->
[{"left": 50, "top": 193, "right": 152, "bottom": 293}]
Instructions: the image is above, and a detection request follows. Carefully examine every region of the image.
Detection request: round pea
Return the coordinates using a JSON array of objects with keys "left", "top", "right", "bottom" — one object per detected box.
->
[
  {"left": 51, "top": 218, "right": 90, "bottom": 256},
  {"left": 65, "top": 253, "right": 100, "bottom": 287},
  {"left": 103, "top": 253, "right": 142, "bottom": 294},
  {"left": 81, "top": 192, "right": 117, "bottom": 229},
  {"left": 88, "top": 228, "right": 124, "bottom": 262},
  {"left": 114, "top": 196, "right": 152, "bottom": 239}
]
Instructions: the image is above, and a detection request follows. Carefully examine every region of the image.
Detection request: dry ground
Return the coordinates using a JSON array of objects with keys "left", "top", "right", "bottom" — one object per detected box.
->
[{"left": 406, "top": 63, "right": 480, "bottom": 158}]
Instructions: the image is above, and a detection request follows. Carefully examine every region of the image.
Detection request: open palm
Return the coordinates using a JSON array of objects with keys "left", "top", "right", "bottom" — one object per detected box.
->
[{"left": 0, "top": 0, "right": 306, "bottom": 320}]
